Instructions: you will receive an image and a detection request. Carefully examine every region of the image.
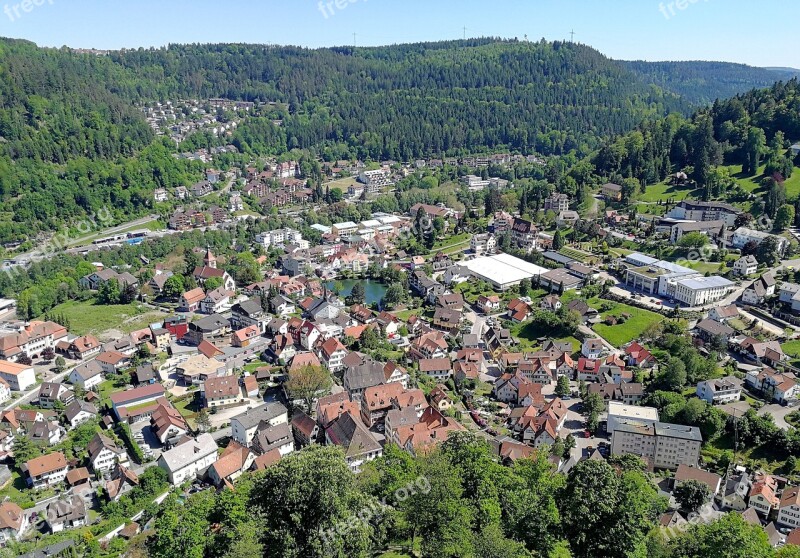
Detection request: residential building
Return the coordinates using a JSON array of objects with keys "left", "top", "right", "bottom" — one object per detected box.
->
[
  {"left": 0, "top": 501, "right": 28, "bottom": 543},
  {"left": 610, "top": 420, "right": 702, "bottom": 470},
  {"left": 696, "top": 376, "right": 742, "bottom": 405},
  {"left": 743, "top": 274, "right": 776, "bottom": 306},
  {"left": 88, "top": 433, "right": 128, "bottom": 474},
  {"left": 46, "top": 498, "right": 86, "bottom": 533},
  {"left": 157, "top": 433, "right": 218, "bottom": 485},
  {"left": 68, "top": 361, "right": 103, "bottom": 391},
  {"left": 0, "top": 361, "right": 36, "bottom": 392},
  {"left": 325, "top": 412, "right": 382, "bottom": 472},
  {"left": 202, "top": 376, "right": 245, "bottom": 409},
  {"left": 601, "top": 182, "right": 623, "bottom": 201},
  {"left": 734, "top": 255, "right": 759, "bottom": 276},
  {"left": 779, "top": 486, "right": 800, "bottom": 529},
  {"left": 37, "top": 382, "right": 74, "bottom": 409},
  {"left": 64, "top": 400, "right": 97, "bottom": 429},
  {"left": 21, "top": 452, "right": 68, "bottom": 488},
  {"left": 230, "top": 403, "right": 289, "bottom": 447}
]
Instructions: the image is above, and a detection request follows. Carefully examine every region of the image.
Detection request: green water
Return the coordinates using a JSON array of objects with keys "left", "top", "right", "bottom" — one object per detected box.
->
[{"left": 325, "top": 279, "right": 388, "bottom": 306}]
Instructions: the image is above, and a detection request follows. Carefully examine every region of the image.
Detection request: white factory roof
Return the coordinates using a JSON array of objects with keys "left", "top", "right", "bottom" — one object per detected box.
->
[
  {"left": 676, "top": 276, "right": 734, "bottom": 290},
  {"left": 461, "top": 253, "right": 548, "bottom": 285},
  {"left": 360, "top": 219, "right": 382, "bottom": 229},
  {"left": 310, "top": 224, "right": 331, "bottom": 234}
]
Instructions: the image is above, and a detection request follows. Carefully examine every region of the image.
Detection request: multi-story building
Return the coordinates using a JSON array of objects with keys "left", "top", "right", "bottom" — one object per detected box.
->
[
  {"left": 666, "top": 200, "right": 741, "bottom": 227},
  {"left": 779, "top": 486, "right": 800, "bottom": 529},
  {"left": 230, "top": 403, "right": 289, "bottom": 447},
  {"left": 0, "top": 361, "right": 36, "bottom": 392},
  {"left": 470, "top": 233, "right": 496, "bottom": 255},
  {"left": 543, "top": 193, "right": 570, "bottom": 212},
  {"left": 0, "top": 321, "right": 67, "bottom": 363},
  {"left": 733, "top": 255, "right": 759, "bottom": 277},
  {"left": 610, "top": 419, "right": 702, "bottom": 470},
  {"left": 731, "top": 227, "right": 788, "bottom": 254}
]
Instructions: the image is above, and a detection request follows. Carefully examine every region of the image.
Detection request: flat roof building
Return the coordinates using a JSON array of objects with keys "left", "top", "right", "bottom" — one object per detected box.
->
[{"left": 461, "top": 253, "right": 548, "bottom": 291}]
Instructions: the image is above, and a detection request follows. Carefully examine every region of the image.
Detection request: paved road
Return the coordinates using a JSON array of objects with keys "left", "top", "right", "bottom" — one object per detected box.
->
[{"left": 758, "top": 403, "right": 795, "bottom": 430}]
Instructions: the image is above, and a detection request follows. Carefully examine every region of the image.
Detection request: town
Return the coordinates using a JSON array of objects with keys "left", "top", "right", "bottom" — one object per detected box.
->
[{"left": 1, "top": 132, "right": 800, "bottom": 557}]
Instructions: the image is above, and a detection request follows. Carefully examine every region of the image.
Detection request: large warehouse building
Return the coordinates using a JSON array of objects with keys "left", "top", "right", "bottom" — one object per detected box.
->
[{"left": 461, "top": 253, "right": 548, "bottom": 291}]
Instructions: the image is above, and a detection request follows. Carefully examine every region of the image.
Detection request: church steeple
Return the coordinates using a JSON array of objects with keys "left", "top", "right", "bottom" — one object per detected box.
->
[{"left": 204, "top": 246, "right": 217, "bottom": 269}]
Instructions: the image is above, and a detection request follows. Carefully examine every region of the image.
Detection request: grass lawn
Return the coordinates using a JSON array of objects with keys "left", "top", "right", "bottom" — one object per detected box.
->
[
  {"left": 782, "top": 339, "right": 800, "bottom": 360},
  {"left": 95, "top": 379, "right": 119, "bottom": 406},
  {"left": 392, "top": 308, "right": 422, "bottom": 322},
  {"left": 433, "top": 233, "right": 471, "bottom": 250},
  {"left": 637, "top": 181, "right": 700, "bottom": 203},
  {"left": 723, "top": 164, "right": 800, "bottom": 199},
  {"left": 0, "top": 470, "right": 55, "bottom": 509},
  {"left": 589, "top": 298, "right": 663, "bottom": 347},
  {"left": 41, "top": 298, "right": 161, "bottom": 336},
  {"left": 683, "top": 260, "right": 725, "bottom": 274}
]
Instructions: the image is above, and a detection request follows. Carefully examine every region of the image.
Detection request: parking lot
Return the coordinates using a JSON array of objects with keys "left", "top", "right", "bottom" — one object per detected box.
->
[{"left": 130, "top": 419, "right": 162, "bottom": 462}]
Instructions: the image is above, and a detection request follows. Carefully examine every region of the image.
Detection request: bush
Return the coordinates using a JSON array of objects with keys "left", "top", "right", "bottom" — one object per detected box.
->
[{"left": 117, "top": 422, "right": 145, "bottom": 464}]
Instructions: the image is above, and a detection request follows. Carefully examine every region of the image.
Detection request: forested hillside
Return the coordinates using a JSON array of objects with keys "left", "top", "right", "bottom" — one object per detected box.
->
[
  {"left": 0, "top": 39, "right": 201, "bottom": 245},
  {"left": 623, "top": 60, "right": 799, "bottom": 106},
  {"left": 0, "top": 36, "right": 794, "bottom": 245},
  {"left": 110, "top": 39, "right": 686, "bottom": 159},
  {"left": 591, "top": 78, "right": 800, "bottom": 212}
]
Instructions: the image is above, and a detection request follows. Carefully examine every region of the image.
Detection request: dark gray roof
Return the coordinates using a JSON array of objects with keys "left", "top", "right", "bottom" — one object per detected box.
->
[
  {"left": 344, "top": 361, "right": 386, "bottom": 391},
  {"left": 232, "top": 403, "right": 288, "bottom": 430},
  {"left": 326, "top": 412, "right": 381, "bottom": 458}
]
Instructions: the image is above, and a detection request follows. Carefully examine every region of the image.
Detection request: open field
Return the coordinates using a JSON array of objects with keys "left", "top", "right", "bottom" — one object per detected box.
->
[
  {"left": 42, "top": 298, "right": 163, "bottom": 337},
  {"left": 723, "top": 164, "right": 800, "bottom": 198},
  {"left": 637, "top": 181, "right": 699, "bottom": 203},
  {"left": 589, "top": 298, "right": 663, "bottom": 347}
]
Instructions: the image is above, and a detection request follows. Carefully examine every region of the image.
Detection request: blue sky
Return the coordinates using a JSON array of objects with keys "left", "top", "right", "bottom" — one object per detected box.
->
[{"left": 0, "top": 0, "right": 797, "bottom": 67}]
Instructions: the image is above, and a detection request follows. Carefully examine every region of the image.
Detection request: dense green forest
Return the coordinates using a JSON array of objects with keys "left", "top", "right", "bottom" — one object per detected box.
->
[
  {"left": 590, "top": 78, "right": 800, "bottom": 213},
  {"left": 0, "top": 36, "right": 796, "bottom": 245},
  {"left": 120, "top": 433, "right": 796, "bottom": 558},
  {"left": 622, "top": 61, "right": 799, "bottom": 106}
]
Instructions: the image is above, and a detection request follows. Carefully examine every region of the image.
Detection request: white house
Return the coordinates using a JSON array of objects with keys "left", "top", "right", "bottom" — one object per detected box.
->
[
  {"left": 88, "top": 433, "right": 129, "bottom": 474},
  {"left": 733, "top": 255, "right": 758, "bottom": 277},
  {"left": 157, "top": 433, "right": 219, "bottom": 485},
  {"left": 581, "top": 338, "right": 604, "bottom": 359},
  {"left": 68, "top": 361, "right": 104, "bottom": 391},
  {"left": 696, "top": 377, "right": 742, "bottom": 405},
  {"left": 0, "top": 361, "right": 36, "bottom": 392}
]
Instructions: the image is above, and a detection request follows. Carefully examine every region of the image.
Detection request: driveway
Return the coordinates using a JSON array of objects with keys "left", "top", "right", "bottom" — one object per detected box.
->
[{"left": 758, "top": 403, "right": 795, "bottom": 430}]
